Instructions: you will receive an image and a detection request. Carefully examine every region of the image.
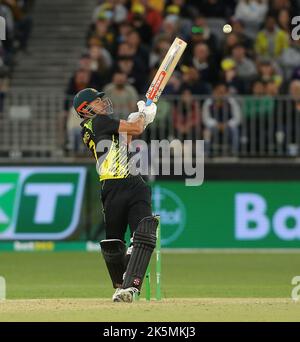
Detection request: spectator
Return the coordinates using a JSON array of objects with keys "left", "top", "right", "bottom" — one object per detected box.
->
[
  {"left": 202, "top": 83, "right": 241, "bottom": 155},
  {"left": 0, "top": 1, "right": 14, "bottom": 61},
  {"left": 244, "top": 80, "right": 269, "bottom": 118},
  {"left": 149, "top": 38, "right": 171, "bottom": 68},
  {"left": 64, "top": 69, "right": 94, "bottom": 152},
  {"left": 266, "top": 80, "right": 284, "bottom": 154},
  {"left": 138, "top": 0, "right": 163, "bottom": 35},
  {"left": 278, "top": 8, "right": 291, "bottom": 35},
  {"left": 270, "top": 0, "right": 294, "bottom": 15},
  {"left": 92, "top": 1, "right": 112, "bottom": 23},
  {"left": 125, "top": 30, "right": 149, "bottom": 71},
  {"left": 117, "top": 42, "right": 135, "bottom": 57},
  {"left": 265, "top": 80, "right": 280, "bottom": 97},
  {"left": 193, "top": 15, "right": 218, "bottom": 48},
  {"left": 139, "top": 0, "right": 165, "bottom": 13},
  {"left": 155, "top": 14, "right": 180, "bottom": 43},
  {"left": 164, "top": 72, "right": 182, "bottom": 96},
  {"left": 104, "top": 71, "right": 138, "bottom": 120},
  {"left": 87, "top": 35, "right": 101, "bottom": 48},
  {"left": 190, "top": 43, "right": 219, "bottom": 84},
  {"left": 116, "top": 56, "right": 146, "bottom": 93},
  {"left": 164, "top": 1, "right": 193, "bottom": 40},
  {"left": 235, "top": 0, "right": 269, "bottom": 38},
  {"left": 168, "top": 0, "right": 194, "bottom": 19},
  {"left": 221, "top": 58, "right": 246, "bottom": 94},
  {"left": 291, "top": 65, "right": 300, "bottom": 81},
  {"left": 78, "top": 53, "right": 92, "bottom": 72},
  {"left": 0, "top": 0, "right": 33, "bottom": 113},
  {"left": 1, "top": 0, "right": 33, "bottom": 51},
  {"left": 144, "top": 99, "right": 172, "bottom": 145},
  {"left": 257, "top": 59, "right": 283, "bottom": 89},
  {"left": 65, "top": 68, "right": 94, "bottom": 114},
  {"left": 197, "top": 0, "right": 230, "bottom": 18},
  {"left": 66, "top": 107, "right": 84, "bottom": 154},
  {"left": 279, "top": 39, "right": 300, "bottom": 81},
  {"left": 255, "top": 14, "right": 289, "bottom": 59},
  {"left": 128, "top": 3, "right": 152, "bottom": 43},
  {"left": 242, "top": 80, "right": 275, "bottom": 154},
  {"left": 223, "top": 32, "right": 241, "bottom": 57},
  {"left": 68, "top": 0, "right": 300, "bottom": 158},
  {"left": 87, "top": 14, "right": 116, "bottom": 53},
  {"left": 286, "top": 80, "right": 300, "bottom": 155},
  {"left": 230, "top": 18, "right": 253, "bottom": 52},
  {"left": 92, "top": 0, "right": 128, "bottom": 25},
  {"left": 77, "top": 53, "right": 105, "bottom": 90},
  {"left": 89, "top": 44, "right": 112, "bottom": 87},
  {"left": 173, "top": 88, "right": 201, "bottom": 140},
  {"left": 181, "top": 65, "right": 211, "bottom": 95},
  {"left": 116, "top": 22, "right": 133, "bottom": 44},
  {"left": 231, "top": 44, "right": 257, "bottom": 83},
  {"left": 185, "top": 15, "right": 219, "bottom": 59}
]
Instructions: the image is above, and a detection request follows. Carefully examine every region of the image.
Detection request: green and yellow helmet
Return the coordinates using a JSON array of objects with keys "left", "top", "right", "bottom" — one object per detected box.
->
[{"left": 73, "top": 88, "right": 113, "bottom": 119}]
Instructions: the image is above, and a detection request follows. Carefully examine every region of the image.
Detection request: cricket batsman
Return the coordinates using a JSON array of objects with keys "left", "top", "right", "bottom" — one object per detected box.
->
[{"left": 73, "top": 88, "right": 158, "bottom": 303}]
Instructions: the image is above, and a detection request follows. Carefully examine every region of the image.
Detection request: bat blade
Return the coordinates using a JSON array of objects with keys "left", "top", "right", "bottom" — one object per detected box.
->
[{"left": 146, "top": 37, "right": 187, "bottom": 105}]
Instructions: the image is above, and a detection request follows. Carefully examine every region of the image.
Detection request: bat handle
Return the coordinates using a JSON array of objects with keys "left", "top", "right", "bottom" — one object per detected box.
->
[{"left": 146, "top": 98, "right": 153, "bottom": 106}]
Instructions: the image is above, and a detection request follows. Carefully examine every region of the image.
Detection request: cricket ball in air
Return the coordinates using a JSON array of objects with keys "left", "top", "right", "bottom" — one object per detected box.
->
[{"left": 223, "top": 24, "right": 232, "bottom": 34}]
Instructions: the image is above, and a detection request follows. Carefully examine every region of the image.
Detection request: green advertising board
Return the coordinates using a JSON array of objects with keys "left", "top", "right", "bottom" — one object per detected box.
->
[
  {"left": 0, "top": 167, "right": 86, "bottom": 240},
  {"left": 1, "top": 165, "right": 300, "bottom": 249},
  {"left": 152, "top": 181, "right": 300, "bottom": 248}
]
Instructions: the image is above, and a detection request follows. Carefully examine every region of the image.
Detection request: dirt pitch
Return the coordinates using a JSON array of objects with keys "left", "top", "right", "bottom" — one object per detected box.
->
[{"left": 1, "top": 298, "right": 300, "bottom": 322}]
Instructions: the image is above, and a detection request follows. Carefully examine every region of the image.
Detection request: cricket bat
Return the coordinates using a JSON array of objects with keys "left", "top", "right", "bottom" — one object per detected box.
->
[{"left": 145, "top": 37, "right": 187, "bottom": 106}]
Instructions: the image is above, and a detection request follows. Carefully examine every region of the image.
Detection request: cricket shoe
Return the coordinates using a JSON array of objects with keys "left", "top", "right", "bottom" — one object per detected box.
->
[
  {"left": 113, "top": 287, "right": 139, "bottom": 303},
  {"left": 112, "top": 288, "right": 123, "bottom": 302}
]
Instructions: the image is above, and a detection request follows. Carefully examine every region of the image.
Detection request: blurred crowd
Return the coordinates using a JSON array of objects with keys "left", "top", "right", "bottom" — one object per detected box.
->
[
  {"left": 0, "top": 0, "right": 33, "bottom": 94},
  {"left": 64, "top": 0, "right": 300, "bottom": 156}
]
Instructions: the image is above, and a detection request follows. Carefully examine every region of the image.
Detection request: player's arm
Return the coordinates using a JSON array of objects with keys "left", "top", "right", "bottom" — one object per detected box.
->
[
  {"left": 119, "top": 115, "right": 145, "bottom": 136},
  {"left": 122, "top": 101, "right": 157, "bottom": 137}
]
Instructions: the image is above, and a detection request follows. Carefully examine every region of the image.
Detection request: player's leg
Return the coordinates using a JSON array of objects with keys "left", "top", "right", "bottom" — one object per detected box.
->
[
  {"left": 100, "top": 239, "right": 126, "bottom": 288},
  {"left": 100, "top": 183, "right": 128, "bottom": 297},
  {"left": 121, "top": 178, "right": 153, "bottom": 269},
  {"left": 126, "top": 179, "right": 153, "bottom": 269},
  {"left": 124, "top": 193, "right": 153, "bottom": 270},
  {"left": 117, "top": 180, "right": 158, "bottom": 302}
]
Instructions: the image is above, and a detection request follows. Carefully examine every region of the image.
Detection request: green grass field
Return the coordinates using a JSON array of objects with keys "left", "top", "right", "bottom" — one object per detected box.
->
[{"left": 0, "top": 252, "right": 300, "bottom": 321}]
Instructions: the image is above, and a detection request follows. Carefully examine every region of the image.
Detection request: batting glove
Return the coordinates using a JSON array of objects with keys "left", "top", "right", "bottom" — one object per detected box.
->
[
  {"left": 137, "top": 100, "right": 157, "bottom": 127},
  {"left": 127, "top": 111, "right": 143, "bottom": 122}
]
